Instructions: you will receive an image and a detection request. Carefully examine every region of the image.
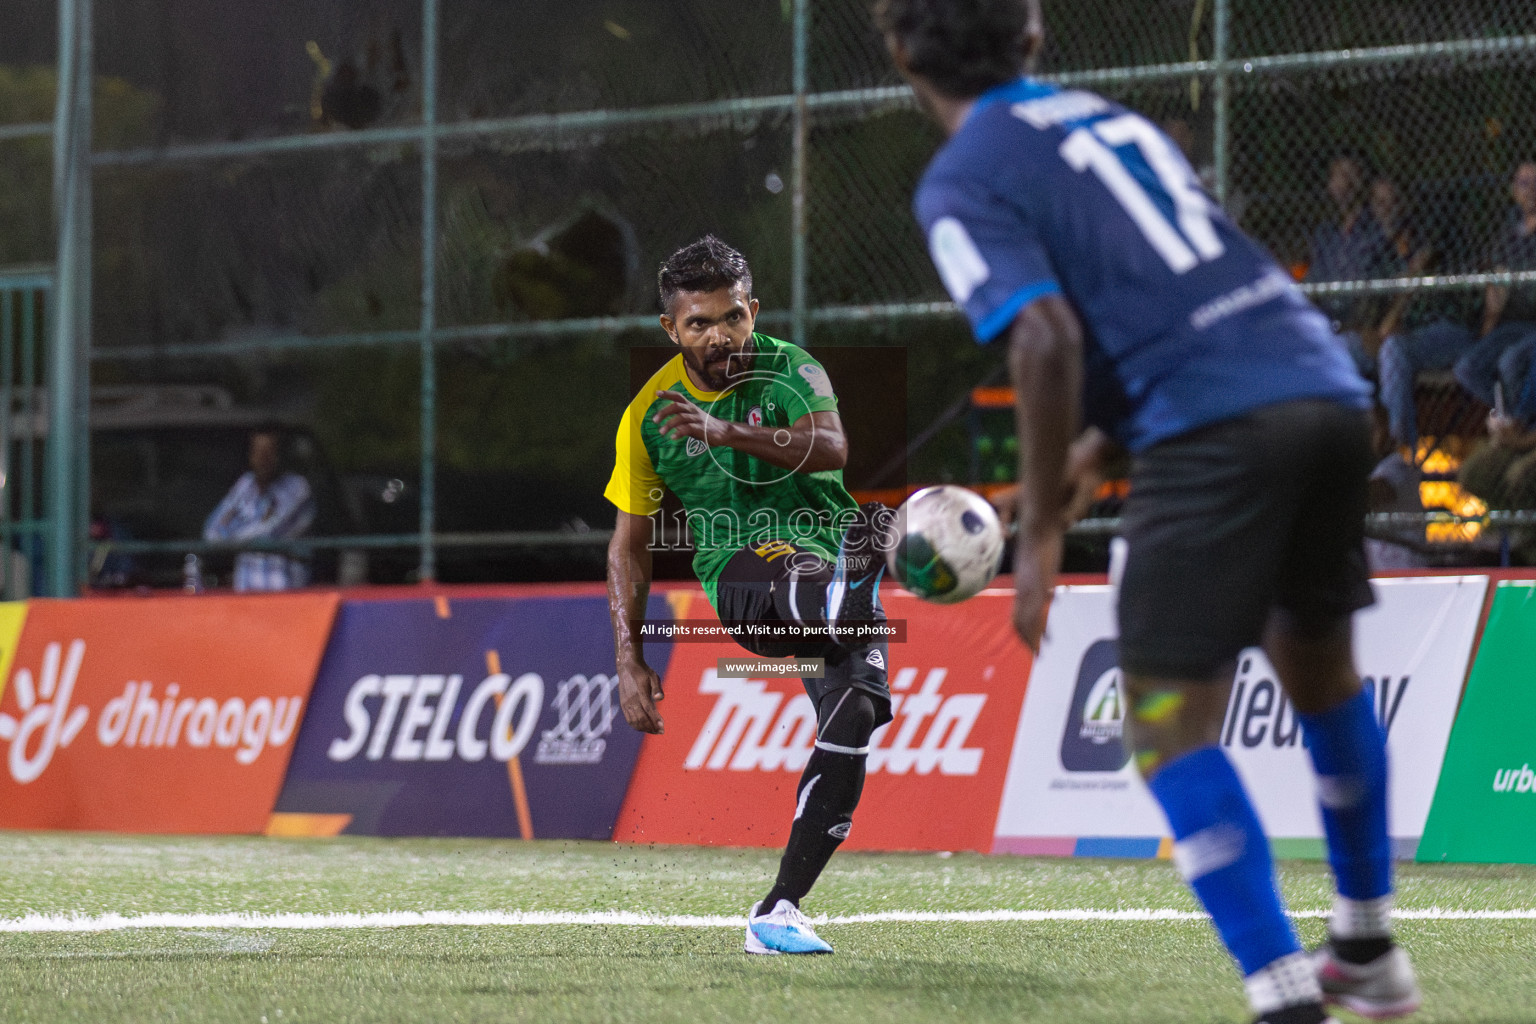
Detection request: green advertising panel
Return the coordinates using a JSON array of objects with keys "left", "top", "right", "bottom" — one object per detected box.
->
[{"left": 1419, "top": 581, "right": 1536, "bottom": 863}]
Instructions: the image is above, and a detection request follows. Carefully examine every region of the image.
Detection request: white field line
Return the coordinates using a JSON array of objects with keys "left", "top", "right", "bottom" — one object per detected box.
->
[{"left": 0, "top": 907, "right": 1534, "bottom": 934}]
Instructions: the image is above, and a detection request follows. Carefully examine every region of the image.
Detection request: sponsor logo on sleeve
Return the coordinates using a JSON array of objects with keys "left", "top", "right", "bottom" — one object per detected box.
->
[
  {"left": 797, "top": 363, "right": 835, "bottom": 398},
  {"left": 928, "top": 216, "right": 991, "bottom": 304}
]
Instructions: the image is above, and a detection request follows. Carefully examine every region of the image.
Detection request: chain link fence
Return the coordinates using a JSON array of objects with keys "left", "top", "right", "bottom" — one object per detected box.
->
[{"left": 2, "top": 0, "right": 1536, "bottom": 589}]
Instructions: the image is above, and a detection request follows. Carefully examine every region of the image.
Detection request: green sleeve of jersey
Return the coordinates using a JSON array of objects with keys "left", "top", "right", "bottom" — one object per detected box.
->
[{"left": 776, "top": 347, "right": 841, "bottom": 418}]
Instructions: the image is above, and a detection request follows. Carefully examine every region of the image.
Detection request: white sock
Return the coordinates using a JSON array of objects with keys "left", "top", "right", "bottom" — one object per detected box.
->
[
  {"left": 1244, "top": 951, "right": 1323, "bottom": 1015},
  {"left": 1331, "top": 892, "right": 1393, "bottom": 939}
]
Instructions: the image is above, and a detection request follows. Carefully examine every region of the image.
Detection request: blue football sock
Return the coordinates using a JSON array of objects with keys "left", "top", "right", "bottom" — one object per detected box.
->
[
  {"left": 1299, "top": 687, "right": 1392, "bottom": 902},
  {"left": 1146, "top": 745, "right": 1302, "bottom": 976}
]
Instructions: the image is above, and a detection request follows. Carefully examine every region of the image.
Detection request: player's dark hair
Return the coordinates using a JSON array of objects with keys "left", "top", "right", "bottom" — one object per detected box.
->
[
  {"left": 873, "top": 0, "right": 1034, "bottom": 99},
  {"left": 249, "top": 420, "right": 289, "bottom": 467},
  {"left": 657, "top": 235, "right": 753, "bottom": 313},
  {"left": 1331, "top": 149, "right": 1375, "bottom": 180},
  {"left": 251, "top": 419, "right": 286, "bottom": 441}
]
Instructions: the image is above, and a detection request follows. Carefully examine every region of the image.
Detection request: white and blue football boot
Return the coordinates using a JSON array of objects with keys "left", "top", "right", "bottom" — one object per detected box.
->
[{"left": 744, "top": 899, "right": 834, "bottom": 955}]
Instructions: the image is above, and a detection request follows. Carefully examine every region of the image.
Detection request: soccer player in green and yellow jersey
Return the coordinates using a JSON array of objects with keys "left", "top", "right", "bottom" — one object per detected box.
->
[{"left": 605, "top": 236, "right": 889, "bottom": 956}]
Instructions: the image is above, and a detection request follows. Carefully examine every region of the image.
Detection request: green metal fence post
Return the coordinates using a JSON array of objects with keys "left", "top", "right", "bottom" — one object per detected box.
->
[
  {"left": 74, "top": 0, "right": 94, "bottom": 593},
  {"left": 1213, "top": 0, "right": 1230, "bottom": 207},
  {"left": 419, "top": 0, "right": 439, "bottom": 582},
  {"left": 47, "top": 0, "right": 92, "bottom": 597},
  {"left": 790, "top": 0, "right": 809, "bottom": 348}
]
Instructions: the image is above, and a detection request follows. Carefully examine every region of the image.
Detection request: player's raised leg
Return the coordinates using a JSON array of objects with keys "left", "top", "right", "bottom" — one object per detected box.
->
[
  {"left": 745, "top": 684, "right": 878, "bottom": 955},
  {"left": 1265, "top": 612, "right": 1421, "bottom": 1020}
]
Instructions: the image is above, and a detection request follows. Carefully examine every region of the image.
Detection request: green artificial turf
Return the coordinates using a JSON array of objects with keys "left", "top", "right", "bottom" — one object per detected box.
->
[{"left": 0, "top": 834, "right": 1531, "bottom": 1023}]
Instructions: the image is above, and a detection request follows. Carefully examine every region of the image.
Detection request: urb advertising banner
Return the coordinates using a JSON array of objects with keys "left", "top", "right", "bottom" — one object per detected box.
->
[
  {"left": 272, "top": 594, "right": 668, "bottom": 839},
  {"left": 1419, "top": 580, "right": 1536, "bottom": 863},
  {"left": 0, "top": 594, "right": 338, "bottom": 833},
  {"left": 614, "top": 588, "right": 1032, "bottom": 853},
  {"left": 993, "top": 576, "right": 1488, "bottom": 858}
]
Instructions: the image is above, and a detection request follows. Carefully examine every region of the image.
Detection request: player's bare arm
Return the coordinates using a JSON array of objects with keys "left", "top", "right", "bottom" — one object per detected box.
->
[
  {"left": 1007, "top": 293, "right": 1083, "bottom": 651},
  {"left": 606, "top": 509, "right": 665, "bottom": 735},
  {"left": 652, "top": 396, "right": 848, "bottom": 473}
]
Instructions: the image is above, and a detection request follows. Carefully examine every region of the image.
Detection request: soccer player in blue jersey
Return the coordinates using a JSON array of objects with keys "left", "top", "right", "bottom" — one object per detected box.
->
[{"left": 876, "top": 2, "right": 1420, "bottom": 1022}]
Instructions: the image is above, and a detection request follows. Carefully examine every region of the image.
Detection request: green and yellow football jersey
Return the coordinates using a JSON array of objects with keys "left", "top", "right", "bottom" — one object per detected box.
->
[{"left": 604, "top": 333, "right": 859, "bottom": 608}]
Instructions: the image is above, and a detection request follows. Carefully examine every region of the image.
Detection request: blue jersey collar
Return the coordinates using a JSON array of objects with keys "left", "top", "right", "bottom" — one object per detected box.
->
[{"left": 965, "top": 76, "right": 1059, "bottom": 127}]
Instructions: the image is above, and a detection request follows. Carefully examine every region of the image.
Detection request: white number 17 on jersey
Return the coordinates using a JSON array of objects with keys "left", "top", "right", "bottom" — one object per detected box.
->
[{"left": 1059, "top": 113, "right": 1225, "bottom": 274}]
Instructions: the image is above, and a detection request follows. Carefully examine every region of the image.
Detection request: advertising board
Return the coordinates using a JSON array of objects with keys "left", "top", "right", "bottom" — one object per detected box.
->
[
  {"left": 993, "top": 577, "right": 1488, "bottom": 858},
  {"left": 0, "top": 595, "right": 337, "bottom": 833},
  {"left": 273, "top": 594, "right": 669, "bottom": 838},
  {"left": 614, "top": 588, "right": 1033, "bottom": 852}
]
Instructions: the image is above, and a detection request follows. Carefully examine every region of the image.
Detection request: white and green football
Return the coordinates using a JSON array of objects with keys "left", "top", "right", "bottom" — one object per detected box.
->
[{"left": 886, "top": 485, "right": 1006, "bottom": 604}]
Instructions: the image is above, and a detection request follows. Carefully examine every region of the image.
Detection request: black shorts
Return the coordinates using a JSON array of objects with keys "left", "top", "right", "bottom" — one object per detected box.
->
[
  {"left": 1117, "top": 399, "right": 1376, "bottom": 679},
  {"left": 715, "top": 543, "right": 893, "bottom": 727}
]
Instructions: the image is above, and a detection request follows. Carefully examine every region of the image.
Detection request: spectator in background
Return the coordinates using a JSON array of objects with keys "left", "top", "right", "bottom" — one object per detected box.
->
[
  {"left": 1306, "top": 152, "right": 1393, "bottom": 374},
  {"left": 1452, "top": 161, "right": 1536, "bottom": 409},
  {"left": 1364, "top": 401, "right": 1429, "bottom": 570},
  {"left": 1459, "top": 398, "right": 1536, "bottom": 564},
  {"left": 1160, "top": 116, "right": 1249, "bottom": 225},
  {"left": 204, "top": 423, "right": 316, "bottom": 591},
  {"left": 1372, "top": 176, "right": 1480, "bottom": 448}
]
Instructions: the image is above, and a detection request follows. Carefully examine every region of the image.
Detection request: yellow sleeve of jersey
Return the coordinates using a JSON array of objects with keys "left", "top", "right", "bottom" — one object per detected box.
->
[{"left": 604, "top": 402, "right": 664, "bottom": 515}]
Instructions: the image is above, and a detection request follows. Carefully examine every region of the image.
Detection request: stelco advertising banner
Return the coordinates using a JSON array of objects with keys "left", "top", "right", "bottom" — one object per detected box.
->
[
  {"left": 272, "top": 594, "right": 668, "bottom": 839},
  {"left": 0, "top": 594, "right": 338, "bottom": 833},
  {"left": 1419, "top": 580, "right": 1536, "bottom": 863},
  {"left": 614, "top": 588, "right": 1033, "bottom": 853},
  {"left": 993, "top": 576, "right": 1488, "bottom": 858}
]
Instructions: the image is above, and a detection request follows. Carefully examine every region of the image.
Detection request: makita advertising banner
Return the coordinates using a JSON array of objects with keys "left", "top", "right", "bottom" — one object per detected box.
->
[
  {"left": 613, "top": 588, "right": 1032, "bottom": 853},
  {"left": 1419, "top": 580, "right": 1536, "bottom": 863},
  {"left": 993, "top": 576, "right": 1488, "bottom": 858},
  {"left": 0, "top": 594, "right": 337, "bottom": 833},
  {"left": 273, "top": 594, "right": 667, "bottom": 839}
]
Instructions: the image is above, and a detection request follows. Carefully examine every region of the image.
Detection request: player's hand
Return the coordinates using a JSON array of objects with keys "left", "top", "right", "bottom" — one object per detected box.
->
[
  {"left": 988, "top": 485, "right": 1020, "bottom": 531},
  {"left": 617, "top": 658, "right": 666, "bottom": 735},
  {"left": 1011, "top": 530, "right": 1061, "bottom": 654},
  {"left": 1061, "top": 429, "right": 1114, "bottom": 526},
  {"left": 653, "top": 390, "right": 716, "bottom": 443}
]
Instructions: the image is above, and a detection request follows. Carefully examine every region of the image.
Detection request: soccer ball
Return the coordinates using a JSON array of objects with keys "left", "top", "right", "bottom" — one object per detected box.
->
[{"left": 886, "top": 485, "right": 1006, "bottom": 604}]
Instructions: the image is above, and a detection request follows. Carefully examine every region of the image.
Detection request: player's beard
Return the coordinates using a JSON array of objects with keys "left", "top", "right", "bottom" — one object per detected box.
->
[{"left": 693, "top": 338, "right": 755, "bottom": 391}]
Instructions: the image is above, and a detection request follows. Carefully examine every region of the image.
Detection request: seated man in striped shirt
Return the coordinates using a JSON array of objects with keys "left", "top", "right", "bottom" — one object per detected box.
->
[{"left": 203, "top": 423, "right": 316, "bottom": 591}]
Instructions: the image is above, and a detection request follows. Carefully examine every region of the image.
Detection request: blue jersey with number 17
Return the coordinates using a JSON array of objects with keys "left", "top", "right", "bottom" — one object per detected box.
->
[{"left": 915, "top": 77, "right": 1369, "bottom": 453}]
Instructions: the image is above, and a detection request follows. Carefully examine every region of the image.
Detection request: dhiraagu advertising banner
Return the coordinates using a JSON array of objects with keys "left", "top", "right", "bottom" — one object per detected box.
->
[
  {"left": 1419, "top": 580, "right": 1536, "bottom": 863},
  {"left": 0, "top": 601, "right": 28, "bottom": 705}
]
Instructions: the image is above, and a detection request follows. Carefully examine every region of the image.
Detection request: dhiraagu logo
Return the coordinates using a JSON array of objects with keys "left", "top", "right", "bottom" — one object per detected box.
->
[
  {"left": 0, "top": 640, "right": 88, "bottom": 784},
  {"left": 0, "top": 637, "right": 306, "bottom": 784}
]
